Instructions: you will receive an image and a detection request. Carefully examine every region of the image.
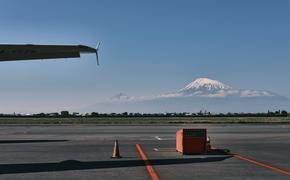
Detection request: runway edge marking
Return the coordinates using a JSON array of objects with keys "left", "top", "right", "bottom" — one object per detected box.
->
[
  {"left": 230, "top": 153, "right": 290, "bottom": 176},
  {"left": 136, "top": 144, "right": 160, "bottom": 180}
]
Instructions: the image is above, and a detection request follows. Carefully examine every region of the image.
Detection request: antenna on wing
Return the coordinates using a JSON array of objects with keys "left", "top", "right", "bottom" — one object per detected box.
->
[{"left": 96, "top": 42, "right": 101, "bottom": 65}]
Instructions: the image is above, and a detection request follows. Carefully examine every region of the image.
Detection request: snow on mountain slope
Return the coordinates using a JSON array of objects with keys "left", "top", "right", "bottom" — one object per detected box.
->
[
  {"left": 180, "top": 78, "right": 232, "bottom": 92},
  {"left": 85, "top": 78, "right": 289, "bottom": 113},
  {"left": 163, "top": 78, "right": 276, "bottom": 98},
  {"left": 108, "top": 78, "right": 278, "bottom": 102}
]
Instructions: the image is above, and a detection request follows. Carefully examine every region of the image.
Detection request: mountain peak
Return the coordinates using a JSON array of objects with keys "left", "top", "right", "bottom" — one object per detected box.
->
[
  {"left": 90, "top": 77, "right": 288, "bottom": 113},
  {"left": 180, "top": 78, "right": 231, "bottom": 92}
]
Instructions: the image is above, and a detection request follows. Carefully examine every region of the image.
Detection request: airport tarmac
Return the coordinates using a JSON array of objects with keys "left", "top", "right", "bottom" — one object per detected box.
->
[{"left": 0, "top": 124, "right": 289, "bottom": 180}]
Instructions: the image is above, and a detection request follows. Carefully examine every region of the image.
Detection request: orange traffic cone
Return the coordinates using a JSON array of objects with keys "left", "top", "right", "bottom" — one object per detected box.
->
[{"left": 111, "top": 140, "right": 122, "bottom": 158}]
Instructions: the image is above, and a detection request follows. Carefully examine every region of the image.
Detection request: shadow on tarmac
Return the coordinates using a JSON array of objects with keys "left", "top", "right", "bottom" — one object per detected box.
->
[
  {"left": 0, "top": 156, "right": 232, "bottom": 174},
  {"left": 0, "top": 140, "right": 69, "bottom": 144}
]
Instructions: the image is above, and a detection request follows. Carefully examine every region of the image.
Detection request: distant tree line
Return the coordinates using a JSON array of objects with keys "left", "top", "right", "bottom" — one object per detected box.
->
[{"left": 0, "top": 110, "right": 288, "bottom": 118}]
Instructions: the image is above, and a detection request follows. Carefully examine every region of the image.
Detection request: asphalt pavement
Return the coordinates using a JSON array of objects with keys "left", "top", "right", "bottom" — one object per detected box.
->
[{"left": 0, "top": 124, "right": 289, "bottom": 180}]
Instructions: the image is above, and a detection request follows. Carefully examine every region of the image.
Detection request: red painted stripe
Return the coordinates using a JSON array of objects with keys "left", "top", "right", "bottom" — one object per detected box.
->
[
  {"left": 136, "top": 144, "right": 160, "bottom": 180},
  {"left": 230, "top": 153, "right": 290, "bottom": 176}
]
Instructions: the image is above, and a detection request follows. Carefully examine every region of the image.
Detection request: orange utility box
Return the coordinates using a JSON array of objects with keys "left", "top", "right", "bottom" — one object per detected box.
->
[{"left": 176, "top": 129, "right": 207, "bottom": 155}]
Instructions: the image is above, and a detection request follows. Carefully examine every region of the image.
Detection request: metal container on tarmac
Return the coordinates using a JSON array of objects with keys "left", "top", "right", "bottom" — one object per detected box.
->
[{"left": 176, "top": 129, "right": 207, "bottom": 154}]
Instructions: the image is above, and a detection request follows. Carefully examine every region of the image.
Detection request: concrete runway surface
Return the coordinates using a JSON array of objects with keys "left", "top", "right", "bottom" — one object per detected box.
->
[{"left": 0, "top": 124, "right": 289, "bottom": 180}]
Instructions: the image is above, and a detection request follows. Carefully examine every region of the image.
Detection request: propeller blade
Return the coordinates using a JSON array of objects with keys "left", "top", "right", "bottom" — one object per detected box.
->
[{"left": 96, "top": 42, "right": 101, "bottom": 66}]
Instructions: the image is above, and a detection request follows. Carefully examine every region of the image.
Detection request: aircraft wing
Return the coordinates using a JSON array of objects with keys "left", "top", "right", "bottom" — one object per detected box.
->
[{"left": 0, "top": 44, "right": 99, "bottom": 64}]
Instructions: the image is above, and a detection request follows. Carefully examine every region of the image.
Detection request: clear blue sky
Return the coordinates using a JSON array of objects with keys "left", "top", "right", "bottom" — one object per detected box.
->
[{"left": 0, "top": 0, "right": 289, "bottom": 113}]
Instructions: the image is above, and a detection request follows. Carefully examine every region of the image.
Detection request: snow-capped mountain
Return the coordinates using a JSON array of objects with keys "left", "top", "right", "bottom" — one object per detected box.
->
[
  {"left": 180, "top": 78, "right": 232, "bottom": 92},
  {"left": 163, "top": 78, "right": 276, "bottom": 98},
  {"left": 85, "top": 78, "right": 290, "bottom": 113}
]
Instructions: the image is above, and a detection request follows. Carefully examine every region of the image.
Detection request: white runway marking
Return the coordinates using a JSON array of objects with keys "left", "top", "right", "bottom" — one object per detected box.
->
[
  {"left": 155, "top": 136, "right": 162, "bottom": 140},
  {"left": 154, "top": 136, "right": 175, "bottom": 141},
  {"left": 153, "top": 147, "right": 176, "bottom": 152}
]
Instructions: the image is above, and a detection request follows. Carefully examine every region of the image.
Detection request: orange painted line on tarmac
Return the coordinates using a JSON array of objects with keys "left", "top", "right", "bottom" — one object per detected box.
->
[
  {"left": 230, "top": 153, "right": 290, "bottom": 176},
  {"left": 136, "top": 144, "right": 160, "bottom": 180}
]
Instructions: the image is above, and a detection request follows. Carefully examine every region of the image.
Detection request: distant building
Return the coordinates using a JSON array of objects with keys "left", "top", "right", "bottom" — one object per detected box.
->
[
  {"left": 60, "top": 111, "right": 70, "bottom": 117},
  {"left": 72, "top": 112, "right": 79, "bottom": 116},
  {"left": 48, "top": 112, "right": 59, "bottom": 117}
]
